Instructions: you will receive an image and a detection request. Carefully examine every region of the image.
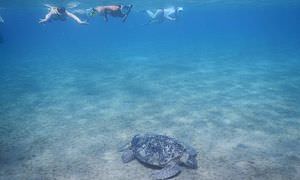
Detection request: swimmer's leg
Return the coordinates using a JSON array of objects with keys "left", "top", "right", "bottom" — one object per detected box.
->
[
  {"left": 66, "top": 11, "right": 88, "bottom": 24},
  {"left": 144, "top": 10, "right": 164, "bottom": 25},
  {"left": 146, "top": 10, "right": 155, "bottom": 19},
  {"left": 153, "top": 9, "right": 163, "bottom": 18},
  {"left": 44, "top": 4, "right": 53, "bottom": 8},
  {"left": 122, "top": 4, "right": 133, "bottom": 22}
]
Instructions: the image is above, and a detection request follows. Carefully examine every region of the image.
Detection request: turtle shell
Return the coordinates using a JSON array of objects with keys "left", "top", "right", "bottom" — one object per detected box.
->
[{"left": 131, "top": 134, "right": 185, "bottom": 167}]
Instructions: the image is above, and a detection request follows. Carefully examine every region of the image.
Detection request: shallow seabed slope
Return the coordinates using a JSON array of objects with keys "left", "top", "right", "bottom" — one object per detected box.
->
[{"left": 0, "top": 4, "right": 300, "bottom": 180}]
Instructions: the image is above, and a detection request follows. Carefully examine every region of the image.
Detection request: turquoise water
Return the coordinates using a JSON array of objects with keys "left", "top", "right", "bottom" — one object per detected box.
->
[{"left": 1, "top": 1, "right": 300, "bottom": 179}]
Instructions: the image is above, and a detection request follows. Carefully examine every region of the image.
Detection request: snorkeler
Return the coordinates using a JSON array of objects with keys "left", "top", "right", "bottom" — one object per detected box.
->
[
  {"left": 39, "top": 4, "right": 88, "bottom": 24},
  {"left": 146, "top": 7, "right": 184, "bottom": 24},
  {"left": 88, "top": 5, "right": 133, "bottom": 22}
]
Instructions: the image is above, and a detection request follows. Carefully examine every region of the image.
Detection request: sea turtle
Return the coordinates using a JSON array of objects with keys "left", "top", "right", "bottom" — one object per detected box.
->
[{"left": 120, "top": 134, "right": 198, "bottom": 180}]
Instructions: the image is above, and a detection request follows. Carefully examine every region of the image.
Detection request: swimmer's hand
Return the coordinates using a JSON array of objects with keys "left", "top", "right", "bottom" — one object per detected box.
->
[
  {"left": 79, "top": 20, "right": 89, "bottom": 25},
  {"left": 39, "top": 19, "right": 47, "bottom": 24}
]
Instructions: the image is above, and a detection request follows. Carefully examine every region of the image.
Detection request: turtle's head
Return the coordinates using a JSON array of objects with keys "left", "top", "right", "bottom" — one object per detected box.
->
[
  {"left": 181, "top": 146, "right": 198, "bottom": 169},
  {"left": 118, "top": 135, "right": 141, "bottom": 152},
  {"left": 131, "top": 134, "right": 143, "bottom": 146}
]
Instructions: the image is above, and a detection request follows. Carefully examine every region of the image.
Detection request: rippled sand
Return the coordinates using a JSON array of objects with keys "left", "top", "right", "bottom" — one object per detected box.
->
[{"left": 1, "top": 44, "right": 300, "bottom": 179}]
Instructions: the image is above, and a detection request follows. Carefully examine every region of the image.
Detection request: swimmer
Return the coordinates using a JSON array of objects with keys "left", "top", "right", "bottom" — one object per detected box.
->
[
  {"left": 146, "top": 7, "right": 183, "bottom": 24},
  {"left": 0, "top": 15, "right": 3, "bottom": 23},
  {"left": 39, "top": 4, "right": 88, "bottom": 24},
  {"left": 88, "top": 5, "right": 133, "bottom": 22}
]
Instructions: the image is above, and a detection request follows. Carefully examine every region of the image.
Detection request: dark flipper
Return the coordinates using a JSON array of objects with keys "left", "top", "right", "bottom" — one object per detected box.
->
[
  {"left": 122, "top": 4, "right": 133, "bottom": 22},
  {"left": 121, "top": 149, "right": 135, "bottom": 163},
  {"left": 151, "top": 161, "right": 181, "bottom": 180}
]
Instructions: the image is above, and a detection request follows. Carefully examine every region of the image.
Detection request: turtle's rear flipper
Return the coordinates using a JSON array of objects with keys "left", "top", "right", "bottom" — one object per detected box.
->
[
  {"left": 151, "top": 162, "right": 181, "bottom": 180},
  {"left": 121, "top": 149, "right": 135, "bottom": 163}
]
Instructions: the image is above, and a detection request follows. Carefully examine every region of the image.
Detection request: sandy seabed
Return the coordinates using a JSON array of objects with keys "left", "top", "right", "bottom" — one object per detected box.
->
[{"left": 0, "top": 47, "right": 300, "bottom": 180}]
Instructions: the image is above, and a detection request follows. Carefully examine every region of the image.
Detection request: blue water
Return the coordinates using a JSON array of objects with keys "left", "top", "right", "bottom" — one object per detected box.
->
[{"left": 1, "top": 3, "right": 300, "bottom": 180}]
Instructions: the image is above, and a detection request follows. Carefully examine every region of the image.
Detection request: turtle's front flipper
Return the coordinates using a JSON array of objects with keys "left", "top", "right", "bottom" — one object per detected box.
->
[
  {"left": 121, "top": 149, "right": 135, "bottom": 163},
  {"left": 151, "top": 161, "right": 181, "bottom": 180}
]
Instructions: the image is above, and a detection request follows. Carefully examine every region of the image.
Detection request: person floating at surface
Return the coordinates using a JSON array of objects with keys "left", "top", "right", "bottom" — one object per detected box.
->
[
  {"left": 146, "top": 7, "right": 184, "bottom": 24},
  {"left": 89, "top": 4, "right": 133, "bottom": 22},
  {"left": 39, "top": 4, "right": 88, "bottom": 24}
]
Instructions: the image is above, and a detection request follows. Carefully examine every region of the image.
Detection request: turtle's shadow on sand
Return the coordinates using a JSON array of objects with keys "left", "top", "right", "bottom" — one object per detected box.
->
[
  {"left": 131, "top": 159, "right": 190, "bottom": 179},
  {"left": 135, "top": 159, "right": 161, "bottom": 170}
]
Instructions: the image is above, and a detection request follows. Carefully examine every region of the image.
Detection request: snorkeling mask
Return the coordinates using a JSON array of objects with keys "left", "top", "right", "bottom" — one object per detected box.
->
[{"left": 177, "top": 7, "right": 184, "bottom": 12}]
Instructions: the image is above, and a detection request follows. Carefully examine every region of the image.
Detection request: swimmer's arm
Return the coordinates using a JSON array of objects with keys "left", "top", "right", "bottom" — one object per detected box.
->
[
  {"left": 39, "top": 11, "right": 54, "bottom": 23},
  {"left": 66, "top": 11, "right": 88, "bottom": 24}
]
